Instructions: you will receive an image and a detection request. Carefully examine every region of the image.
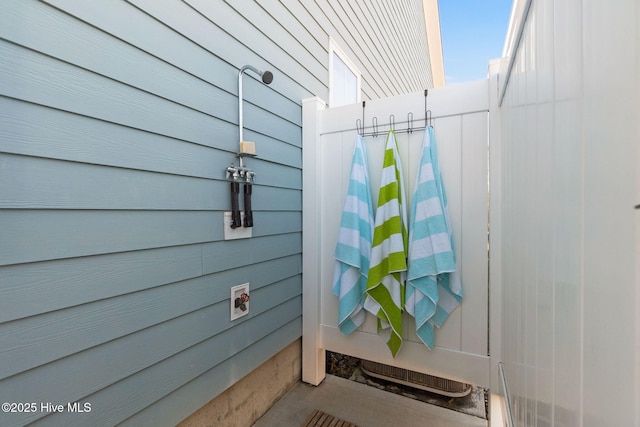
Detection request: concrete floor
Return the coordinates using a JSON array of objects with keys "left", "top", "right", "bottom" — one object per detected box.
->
[{"left": 253, "top": 374, "right": 488, "bottom": 427}]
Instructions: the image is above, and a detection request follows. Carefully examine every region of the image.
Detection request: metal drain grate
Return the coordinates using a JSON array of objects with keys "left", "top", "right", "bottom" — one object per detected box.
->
[
  {"left": 360, "top": 360, "right": 472, "bottom": 397},
  {"left": 301, "top": 409, "right": 358, "bottom": 427}
]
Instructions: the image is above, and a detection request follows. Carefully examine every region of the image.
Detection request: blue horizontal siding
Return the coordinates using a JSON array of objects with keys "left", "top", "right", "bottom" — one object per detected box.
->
[
  {"left": 0, "top": 273, "right": 301, "bottom": 381},
  {"left": 0, "top": 0, "right": 433, "bottom": 425},
  {"left": 0, "top": 0, "right": 306, "bottom": 425},
  {"left": 0, "top": 40, "right": 299, "bottom": 148},
  {"left": 0, "top": 245, "right": 203, "bottom": 322},
  {"left": 0, "top": 97, "right": 301, "bottom": 175},
  {"left": 0, "top": 154, "right": 301, "bottom": 209},
  {"left": 0, "top": 252, "right": 301, "bottom": 323},
  {"left": 0, "top": 209, "right": 301, "bottom": 266},
  {"left": 1, "top": 298, "right": 301, "bottom": 426},
  {"left": 120, "top": 318, "right": 301, "bottom": 427}
]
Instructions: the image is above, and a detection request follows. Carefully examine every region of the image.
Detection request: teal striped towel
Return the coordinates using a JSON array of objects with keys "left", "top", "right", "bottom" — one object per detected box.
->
[
  {"left": 333, "top": 135, "right": 375, "bottom": 335},
  {"left": 364, "top": 131, "right": 408, "bottom": 357},
  {"left": 406, "top": 127, "right": 462, "bottom": 349}
]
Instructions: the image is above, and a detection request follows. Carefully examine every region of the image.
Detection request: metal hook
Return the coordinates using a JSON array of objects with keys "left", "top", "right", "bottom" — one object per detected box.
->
[
  {"left": 424, "top": 89, "right": 432, "bottom": 128},
  {"left": 372, "top": 116, "right": 379, "bottom": 137},
  {"left": 356, "top": 101, "right": 366, "bottom": 135},
  {"left": 407, "top": 112, "right": 414, "bottom": 134},
  {"left": 389, "top": 114, "right": 395, "bottom": 132}
]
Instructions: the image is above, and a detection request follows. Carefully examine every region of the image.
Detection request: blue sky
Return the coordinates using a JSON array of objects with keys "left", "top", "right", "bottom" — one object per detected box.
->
[{"left": 438, "top": 1, "right": 513, "bottom": 84}]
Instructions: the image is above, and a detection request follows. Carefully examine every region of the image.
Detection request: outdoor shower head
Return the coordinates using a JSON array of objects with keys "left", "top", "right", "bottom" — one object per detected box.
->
[
  {"left": 261, "top": 70, "right": 273, "bottom": 85},
  {"left": 238, "top": 65, "right": 274, "bottom": 152},
  {"left": 239, "top": 65, "right": 273, "bottom": 85}
]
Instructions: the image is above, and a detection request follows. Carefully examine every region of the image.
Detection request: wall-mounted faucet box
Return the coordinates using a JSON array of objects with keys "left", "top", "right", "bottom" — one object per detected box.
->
[{"left": 230, "top": 283, "right": 250, "bottom": 321}]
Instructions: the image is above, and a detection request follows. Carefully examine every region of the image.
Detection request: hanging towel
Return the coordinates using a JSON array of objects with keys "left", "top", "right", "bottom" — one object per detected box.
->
[
  {"left": 405, "top": 126, "right": 462, "bottom": 349},
  {"left": 364, "top": 131, "right": 408, "bottom": 357},
  {"left": 333, "top": 135, "right": 375, "bottom": 335}
]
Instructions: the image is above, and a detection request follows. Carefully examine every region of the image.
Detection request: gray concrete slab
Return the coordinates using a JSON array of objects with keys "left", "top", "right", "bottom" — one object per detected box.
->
[{"left": 253, "top": 375, "right": 487, "bottom": 427}]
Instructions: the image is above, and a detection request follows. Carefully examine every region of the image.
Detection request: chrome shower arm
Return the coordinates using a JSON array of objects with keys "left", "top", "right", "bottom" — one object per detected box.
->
[
  {"left": 238, "top": 65, "right": 273, "bottom": 144},
  {"left": 238, "top": 66, "right": 259, "bottom": 143}
]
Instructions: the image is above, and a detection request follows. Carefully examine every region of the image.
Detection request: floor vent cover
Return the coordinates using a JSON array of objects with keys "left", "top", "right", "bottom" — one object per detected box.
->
[
  {"left": 360, "top": 360, "right": 472, "bottom": 397},
  {"left": 301, "top": 409, "right": 358, "bottom": 427}
]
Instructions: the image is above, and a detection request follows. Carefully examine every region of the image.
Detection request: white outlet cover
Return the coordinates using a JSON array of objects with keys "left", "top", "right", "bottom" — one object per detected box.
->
[
  {"left": 224, "top": 212, "right": 252, "bottom": 240},
  {"left": 230, "top": 283, "right": 250, "bottom": 321}
]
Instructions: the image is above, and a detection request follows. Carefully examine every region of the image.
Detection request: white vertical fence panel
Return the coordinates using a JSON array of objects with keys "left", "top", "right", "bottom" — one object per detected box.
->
[
  {"left": 498, "top": 1, "right": 639, "bottom": 424},
  {"left": 427, "top": 115, "right": 463, "bottom": 351},
  {"left": 460, "top": 112, "right": 489, "bottom": 355},
  {"left": 488, "top": 58, "right": 505, "bottom": 394},
  {"left": 301, "top": 96, "right": 327, "bottom": 386},
  {"left": 303, "top": 81, "right": 492, "bottom": 388}
]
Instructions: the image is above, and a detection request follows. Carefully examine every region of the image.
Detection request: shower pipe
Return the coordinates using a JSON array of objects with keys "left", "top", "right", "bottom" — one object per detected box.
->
[{"left": 227, "top": 65, "right": 273, "bottom": 228}]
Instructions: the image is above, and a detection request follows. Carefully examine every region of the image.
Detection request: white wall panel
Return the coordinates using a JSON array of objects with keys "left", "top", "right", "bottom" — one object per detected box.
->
[{"left": 498, "top": 0, "right": 639, "bottom": 425}]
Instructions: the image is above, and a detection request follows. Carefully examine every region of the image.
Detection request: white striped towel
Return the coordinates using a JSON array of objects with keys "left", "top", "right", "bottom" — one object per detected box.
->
[
  {"left": 364, "top": 131, "right": 408, "bottom": 357},
  {"left": 406, "top": 126, "right": 462, "bottom": 349},
  {"left": 333, "top": 135, "right": 375, "bottom": 335}
]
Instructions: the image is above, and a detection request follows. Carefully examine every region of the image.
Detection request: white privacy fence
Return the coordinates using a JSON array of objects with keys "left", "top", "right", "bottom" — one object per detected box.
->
[{"left": 302, "top": 81, "right": 493, "bottom": 388}]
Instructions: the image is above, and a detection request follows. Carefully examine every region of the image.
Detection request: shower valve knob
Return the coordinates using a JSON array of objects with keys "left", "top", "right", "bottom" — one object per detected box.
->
[{"left": 234, "top": 292, "right": 250, "bottom": 311}]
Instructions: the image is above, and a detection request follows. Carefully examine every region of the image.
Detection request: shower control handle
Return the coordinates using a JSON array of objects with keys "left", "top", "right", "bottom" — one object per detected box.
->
[
  {"left": 243, "top": 183, "right": 253, "bottom": 227},
  {"left": 230, "top": 181, "right": 241, "bottom": 228}
]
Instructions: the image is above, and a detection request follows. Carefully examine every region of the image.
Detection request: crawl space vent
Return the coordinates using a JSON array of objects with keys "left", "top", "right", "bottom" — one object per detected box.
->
[{"left": 360, "top": 360, "right": 472, "bottom": 397}]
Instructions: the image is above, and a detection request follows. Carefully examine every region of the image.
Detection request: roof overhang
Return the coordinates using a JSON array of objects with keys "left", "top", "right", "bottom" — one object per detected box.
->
[{"left": 423, "top": 0, "right": 445, "bottom": 87}]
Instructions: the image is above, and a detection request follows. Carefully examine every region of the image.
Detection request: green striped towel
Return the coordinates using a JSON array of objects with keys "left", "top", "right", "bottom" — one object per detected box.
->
[{"left": 364, "top": 131, "right": 408, "bottom": 357}]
